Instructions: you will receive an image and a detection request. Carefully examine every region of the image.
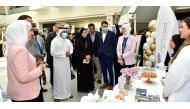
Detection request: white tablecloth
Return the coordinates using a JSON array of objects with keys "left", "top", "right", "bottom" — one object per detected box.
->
[{"left": 113, "top": 67, "right": 166, "bottom": 102}]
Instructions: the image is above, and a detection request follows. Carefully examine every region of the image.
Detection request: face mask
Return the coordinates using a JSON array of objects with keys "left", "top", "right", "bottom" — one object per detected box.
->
[
  {"left": 62, "top": 33, "right": 68, "bottom": 39},
  {"left": 33, "top": 31, "right": 38, "bottom": 36},
  {"left": 101, "top": 27, "right": 108, "bottom": 32}
]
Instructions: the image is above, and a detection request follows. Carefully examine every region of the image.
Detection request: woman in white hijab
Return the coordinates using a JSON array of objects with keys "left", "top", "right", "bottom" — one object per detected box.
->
[
  {"left": 117, "top": 23, "right": 137, "bottom": 68},
  {"left": 5, "top": 20, "right": 44, "bottom": 102},
  {"left": 51, "top": 29, "right": 73, "bottom": 102}
]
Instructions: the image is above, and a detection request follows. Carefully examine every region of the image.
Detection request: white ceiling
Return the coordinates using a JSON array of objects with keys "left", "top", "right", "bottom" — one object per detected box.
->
[
  {"left": 134, "top": 6, "right": 159, "bottom": 23},
  {"left": 134, "top": 6, "right": 190, "bottom": 23},
  {"left": 41, "top": 16, "right": 106, "bottom": 24}
]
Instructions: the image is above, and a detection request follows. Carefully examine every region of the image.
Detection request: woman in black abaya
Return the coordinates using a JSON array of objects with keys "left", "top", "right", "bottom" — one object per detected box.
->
[{"left": 76, "top": 28, "right": 94, "bottom": 92}]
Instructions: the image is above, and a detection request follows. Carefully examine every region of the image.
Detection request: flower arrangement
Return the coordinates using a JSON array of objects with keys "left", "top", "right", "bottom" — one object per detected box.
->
[
  {"left": 120, "top": 67, "right": 139, "bottom": 77},
  {"left": 120, "top": 67, "right": 139, "bottom": 90}
]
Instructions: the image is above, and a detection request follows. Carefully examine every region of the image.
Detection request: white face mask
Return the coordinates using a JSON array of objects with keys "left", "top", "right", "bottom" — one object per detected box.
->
[
  {"left": 101, "top": 27, "right": 108, "bottom": 33},
  {"left": 62, "top": 33, "right": 68, "bottom": 39}
]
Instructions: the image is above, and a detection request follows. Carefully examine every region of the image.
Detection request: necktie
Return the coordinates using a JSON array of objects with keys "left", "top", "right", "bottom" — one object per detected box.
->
[
  {"left": 35, "top": 37, "right": 43, "bottom": 54},
  {"left": 122, "top": 37, "right": 128, "bottom": 54}
]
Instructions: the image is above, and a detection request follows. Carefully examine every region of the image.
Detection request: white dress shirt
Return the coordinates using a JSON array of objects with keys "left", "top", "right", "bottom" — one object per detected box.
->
[
  {"left": 102, "top": 32, "right": 107, "bottom": 42},
  {"left": 90, "top": 32, "right": 95, "bottom": 43}
]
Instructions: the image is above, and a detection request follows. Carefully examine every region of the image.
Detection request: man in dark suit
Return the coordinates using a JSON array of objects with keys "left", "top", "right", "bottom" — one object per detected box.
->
[
  {"left": 95, "top": 21, "right": 117, "bottom": 90},
  {"left": 87, "top": 23, "right": 102, "bottom": 84},
  {"left": 0, "top": 36, "right": 4, "bottom": 57},
  {"left": 45, "top": 23, "right": 64, "bottom": 87},
  {"left": 113, "top": 14, "right": 123, "bottom": 84}
]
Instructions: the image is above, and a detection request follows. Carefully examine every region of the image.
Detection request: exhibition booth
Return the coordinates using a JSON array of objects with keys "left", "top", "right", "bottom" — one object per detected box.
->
[{"left": 1, "top": 6, "right": 190, "bottom": 102}]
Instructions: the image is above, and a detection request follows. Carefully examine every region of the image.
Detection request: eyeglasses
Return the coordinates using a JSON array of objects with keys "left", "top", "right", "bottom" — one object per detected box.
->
[
  {"left": 62, "top": 31, "right": 68, "bottom": 33},
  {"left": 57, "top": 27, "right": 63, "bottom": 29},
  {"left": 60, "top": 30, "right": 68, "bottom": 34}
]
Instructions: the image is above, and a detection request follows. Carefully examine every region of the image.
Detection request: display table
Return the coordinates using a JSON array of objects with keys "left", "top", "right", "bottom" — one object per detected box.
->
[
  {"left": 81, "top": 67, "right": 166, "bottom": 102},
  {"left": 113, "top": 67, "right": 166, "bottom": 102}
]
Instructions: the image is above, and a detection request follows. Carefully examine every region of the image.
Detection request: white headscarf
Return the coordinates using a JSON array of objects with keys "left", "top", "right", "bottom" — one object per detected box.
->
[
  {"left": 5, "top": 20, "right": 32, "bottom": 56},
  {"left": 121, "top": 23, "right": 131, "bottom": 36}
]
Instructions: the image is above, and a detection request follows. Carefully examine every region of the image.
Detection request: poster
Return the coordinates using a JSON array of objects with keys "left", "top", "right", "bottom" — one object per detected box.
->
[{"left": 155, "top": 6, "right": 179, "bottom": 65}]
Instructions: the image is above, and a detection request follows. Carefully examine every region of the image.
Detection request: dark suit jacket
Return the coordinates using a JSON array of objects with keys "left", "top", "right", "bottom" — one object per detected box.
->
[
  {"left": 95, "top": 30, "right": 117, "bottom": 58},
  {"left": 115, "top": 24, "right": 122, "bottom": 41},
  {"left": 0, "top": 42, "right": 3, "bottom": 57},
  {"left": 87, "top": 31, "right": 101, "bottom": 57},
  {"left": 45, "top": 32, "right": 56, "bottom": 65},
  {"left": 138, "top": 33, "right": 147, "bottom": 66}
]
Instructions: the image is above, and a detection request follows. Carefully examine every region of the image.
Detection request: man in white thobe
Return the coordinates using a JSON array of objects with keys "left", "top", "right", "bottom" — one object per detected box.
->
[{"left": 51, "top": 28, "right": 73, "bottom": 101}]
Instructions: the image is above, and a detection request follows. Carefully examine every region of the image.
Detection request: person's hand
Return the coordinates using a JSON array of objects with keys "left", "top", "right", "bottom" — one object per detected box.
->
[
  {"left": 36, "top": 60, "right": 42, "bottom": 66},
  {"left": 85, "top": 55, "right": 91, "bottom": 60},
  {"left": 118, "top": 59, "right": 124, "bottom": 66},
  {"left": 36, "top": 54, "right": 45, "bottom": 61},
  {"left": 42, "top": 53, "right": 46, "bottom": 57},
  {"left": 114, "top": 13, "right": 119, "bottom": 25},
  {"left": 38, "top": 63, "right": 44, "bottom": 72},
  {"left": 43, "top": 79, "right": 47, "bottom": 85},
  {"left": 162, "top": 94, "right": 168, "bottom": 102},
  {"left": 118, "top": 55, "right": 122, "bottom": 60},
  {"left": 66, "top": 51, "right": 71, "bottom": 57}
]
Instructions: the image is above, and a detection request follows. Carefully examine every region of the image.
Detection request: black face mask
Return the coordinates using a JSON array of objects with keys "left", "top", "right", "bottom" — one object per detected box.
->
[{"left": 33, "top": 31, "right": 39, "bottom": 35}]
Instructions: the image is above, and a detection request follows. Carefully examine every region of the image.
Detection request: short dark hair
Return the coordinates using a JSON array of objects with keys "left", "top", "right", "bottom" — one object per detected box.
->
[
  {"left": 130, "top": 29, "right": 134, "bottom": 35},
  {"left": 32, "top": 23, "right": 36, "bottom": 28},
  {"left": 18, "top": 15, "right": 32, "bottom": 20},
  {"left": 88, "top": 23, "right": 95, "bottom": 28},
  {"left": 101, "top": 21, "right": 108, "bottom": 26}
]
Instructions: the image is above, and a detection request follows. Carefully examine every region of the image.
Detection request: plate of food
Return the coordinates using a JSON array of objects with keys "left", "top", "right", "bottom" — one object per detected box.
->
[
  {"left": 115, "top": 89, "right": 128, "bottom": 101},
  {"left": 141, "top": 67, "right": 157, "bottom": 83},
  {"left": 141, "top": 72, "right": 157, "bottom": 83}
]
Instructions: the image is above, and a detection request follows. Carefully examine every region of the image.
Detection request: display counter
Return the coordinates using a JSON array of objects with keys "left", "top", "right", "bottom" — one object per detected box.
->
[
  {"left": 81, "top": 67, "right": 166, "bottom": 102},
  {"left": 113, "top": 67, "right": 166, "bottom": 102}
]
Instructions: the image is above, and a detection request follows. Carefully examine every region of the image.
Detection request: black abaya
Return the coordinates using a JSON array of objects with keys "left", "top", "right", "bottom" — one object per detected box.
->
[{"left": 76, "top": 37, "right": 94, "bottom": 92}]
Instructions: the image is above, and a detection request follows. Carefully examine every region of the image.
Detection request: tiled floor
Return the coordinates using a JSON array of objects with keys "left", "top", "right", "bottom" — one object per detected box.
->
[{"left": 0, "top": 57, "right": 105, "bottom": 102}]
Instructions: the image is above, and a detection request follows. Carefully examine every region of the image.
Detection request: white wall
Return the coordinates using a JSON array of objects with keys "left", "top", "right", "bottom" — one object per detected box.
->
[
  {"left": 0, "top": 15, "right": 6, "bottom": 25},
  {"left": 70, "top": 21, "right": 102, "bottom": 29},
  {"left": 6, "top": 6, "right": 122, "bottom": 25}
]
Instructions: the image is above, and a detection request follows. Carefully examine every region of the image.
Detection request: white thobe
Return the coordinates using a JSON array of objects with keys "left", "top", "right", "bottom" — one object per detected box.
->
[
  {"left": 163, "top": 45, "right": 190, "bottom": 102},
  {"left": 51, "top": 36, "right": 73, "bottom": 100}
]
